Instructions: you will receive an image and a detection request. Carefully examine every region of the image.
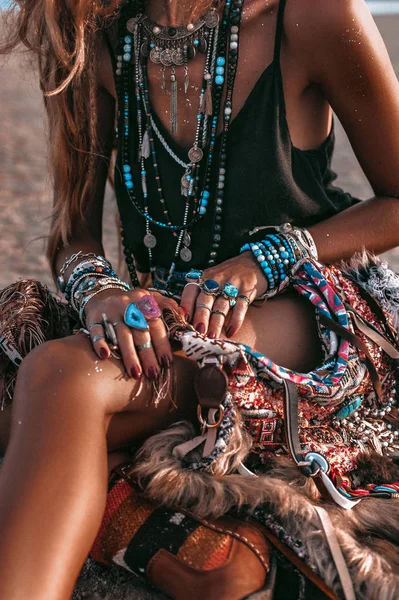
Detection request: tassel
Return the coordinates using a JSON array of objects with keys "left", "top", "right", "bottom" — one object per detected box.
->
[
  {"left": 161, "top": 65, "right": 166, "bottom": 93},
  {"left": 141, "top": 128, "right": 151, "bottom": 160},
  {"left": 204, "top": 82, "right": 213, "bottom": 116},
  {"left": 170, "top": 68, "right": 178, "bottom": 134}
]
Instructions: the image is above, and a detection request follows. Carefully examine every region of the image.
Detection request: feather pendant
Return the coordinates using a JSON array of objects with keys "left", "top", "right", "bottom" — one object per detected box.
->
[{"left": 141, "top": 128, "right": 151, "bottom": 160}]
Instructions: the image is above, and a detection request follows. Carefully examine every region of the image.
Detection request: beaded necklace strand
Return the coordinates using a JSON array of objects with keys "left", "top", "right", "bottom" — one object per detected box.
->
[{"left": 116, "top": 0, "right": 244, "bottom": 290}]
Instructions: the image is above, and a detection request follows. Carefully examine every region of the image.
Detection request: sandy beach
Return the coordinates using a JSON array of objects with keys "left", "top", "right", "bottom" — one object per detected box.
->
[{"left": 1, "top": 14, "right": 399, "bottom": 289}]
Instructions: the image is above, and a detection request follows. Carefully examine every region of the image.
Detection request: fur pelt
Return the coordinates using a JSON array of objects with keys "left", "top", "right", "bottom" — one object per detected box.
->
[{"left": 132, "top": 422, "right": 399, "bottom": 600}]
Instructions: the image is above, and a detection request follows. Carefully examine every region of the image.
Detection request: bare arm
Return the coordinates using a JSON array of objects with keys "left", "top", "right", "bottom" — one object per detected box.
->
[
  {"left": 292, "top": 0, "right": 399, "bottom": 262},
  {"left": 54, "top": 39, "right": 116, "bottom": 280}
]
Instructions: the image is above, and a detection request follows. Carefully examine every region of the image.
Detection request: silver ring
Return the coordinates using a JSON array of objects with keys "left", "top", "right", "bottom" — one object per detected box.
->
[
  {"left": 196, "top": 303, "right": 212, "bottom": 312},
  {"left": 112, "top": 321, "right": 125, "bottom": 327},
  {"left": 101, "top": 313, "right": 118, "bottom": 347},
  {"left": 211, "top": 309, "right": 227, "bottom": 318},
  {"left": 237, "top": 295, "right": 251, "bottom": 305},
  {"left": 184, "top": 282, "right": 201, "bottom": 290},
  {"left": 136, "top": 341, "right": 153, "bottom": 352},
  {"left": 92, "top": 334, "right": 105, "bottom": 344},
  {"left": 88, "top": 322, "right": 103, "bottom": 330}
]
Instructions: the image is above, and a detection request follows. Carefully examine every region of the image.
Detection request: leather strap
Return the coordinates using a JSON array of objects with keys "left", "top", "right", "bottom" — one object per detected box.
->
[
  {"left": 346, "top": 305, "right": 399, "bottom": 364},
  {"left": 194, "top": 364, "right": 229, "bottom": 409},
  {"left": 314, "top": 506, "right": 356, "bottom": 600}
]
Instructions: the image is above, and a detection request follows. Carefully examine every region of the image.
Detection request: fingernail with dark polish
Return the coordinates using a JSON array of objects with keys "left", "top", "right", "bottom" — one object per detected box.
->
[
  {"left": 208, "top": 332, "right": 216, "bottom": 339},
  {"left": 100, "top": 348, "right": 108, "bottom": 360},
  {"left": 195, "top": 323, "right": 206, "bottom": 334},
  {"left": 161, "top": 354, "right": 171, "bottom": 369},
  {"left": 226, "top": 326, "right": 234, "bottom": 338},
  {"left": 131, "top": 365, "right": 141, "bottom": 379},
  {"left": 147, "top": 366, "right": 159, "bottom": 380}
]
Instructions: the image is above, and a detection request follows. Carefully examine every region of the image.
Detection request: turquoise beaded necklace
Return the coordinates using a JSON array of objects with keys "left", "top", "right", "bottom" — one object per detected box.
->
[{"left": 116, "top": 0, "right": 245, "bottom": 290}]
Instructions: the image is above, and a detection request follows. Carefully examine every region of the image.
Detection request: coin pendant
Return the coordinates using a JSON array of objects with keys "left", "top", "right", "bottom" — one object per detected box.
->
[
  {"left": 183, "top": 231, "right": 191, "bottom": 247},
  {"left": 172, "top": 49, "right": 184, "bottom": 66},
  {"left": 150, "top": 48, "right": 161, "bottom": 64},
  {"left": 180, "top": 246, "right": 192, "bottom": 262},
  {"left": 126, "top": 17, "right": 139, "bottom": 33},
  {"left": 181, "top": 174, "right": 190, "bottom": 189},
  {"left": 188, "top": 146, "right": 204, "bottom": 163},
  {"left": 160, "top": 49, "right": 173, "bottom": 67},
  {"left": 144, "top": 233, "right": 157, "bottom": 248},
  {"left": 198, "top": 38, "right": 207, "bottom": 54},
  {"left": 205, "top": 11, "right": 219, "bottom": 28}
]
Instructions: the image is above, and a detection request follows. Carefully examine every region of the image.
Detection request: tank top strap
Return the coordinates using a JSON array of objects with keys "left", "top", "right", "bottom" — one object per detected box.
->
[{"left": 273, "top": 0, "right": 287, "bottom": 62}]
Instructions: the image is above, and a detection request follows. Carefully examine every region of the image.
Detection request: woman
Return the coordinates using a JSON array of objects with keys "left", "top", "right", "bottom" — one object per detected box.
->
[{"left": 1, "top": 0, "right": 399, "bottom": 598}]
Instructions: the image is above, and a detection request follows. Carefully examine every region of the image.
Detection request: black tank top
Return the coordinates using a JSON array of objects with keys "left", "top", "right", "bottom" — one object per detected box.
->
[{"left": 112, "top": 0, "right": 358, "bottom": 273}]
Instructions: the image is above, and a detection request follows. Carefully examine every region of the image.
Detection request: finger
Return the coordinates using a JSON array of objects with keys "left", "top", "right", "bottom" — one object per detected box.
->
[
  {"left": 131, "top": 327, "right": 160, "bottom": 380},
  {"left": 180, "top": 282, "right": 201, "bottom": 322},
  {"left": 147, "top": 316, "right": 173, "bottom": 369},
  {"left": 86, "top": 321, "right": 109, "bottom": 360},
  {"left": 192, "top": 291, "right": 216, "bottom": 335},
  {"left": 208, "top": 297, "right": 230, "bottom": 339},
  {"left": 225, "top": 294, "right": 252, "bottom": 337},
  {"left": 113, "top": 321, "right": 142, "bottom": 379}
]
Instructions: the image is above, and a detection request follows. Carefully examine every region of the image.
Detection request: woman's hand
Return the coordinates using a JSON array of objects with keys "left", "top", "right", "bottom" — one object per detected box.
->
[
  {"left": 180, "top": 252, "right": 268, "bottom": 339},
  {"left": 84, "top": 288, "right": 180, "bottom": 380}
]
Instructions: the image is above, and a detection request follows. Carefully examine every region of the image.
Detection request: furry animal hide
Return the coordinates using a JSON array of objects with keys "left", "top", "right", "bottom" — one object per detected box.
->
[
  {"left": 341, "top": 251, "right": 399, "bottom": 329},
  {"left": 132, "top": 422, "right": 399, "bottom": 600}
]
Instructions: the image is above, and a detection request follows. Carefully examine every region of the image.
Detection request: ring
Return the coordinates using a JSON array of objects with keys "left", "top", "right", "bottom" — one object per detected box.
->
[
  {"left": 196, "top": 303, "right": 212, "bottom": 312},
  {"left": 201, "top": 279, "right": 220, "bottom": 296},
  {"left": 136, "top": 295, "right": 162, "bottom": 319},
  {"left": 185, "top": 269, "right": 203, "bottom": 283},
  {"left": 124, "top": 303, "right": 149, "bottom": 331},
  {"left": 211, "top": 309, "right": 227, "bottom": 317},
  {"left": 101, "top": 313, "right": 118, "bottom": 347},
  {"left": 136, "top": 341, "right": 153, "bottom": 352},
  {"left": 184, "top": 282, "right": 201, "bottom": 290},
  {"left": 222, "top": 283, "right": 239, "bottom": 300},
  {"left": 237, "top": 295, "right": 251, "bottom": 305},
  {"left": 112, "top": 321, "right": 124, "bottom": 327},
  {"left": 88, "top": 322, "right": 103, "bottom": 330},
  {"left": 92, "top": 334, "right": 105, "bottom": 344}
]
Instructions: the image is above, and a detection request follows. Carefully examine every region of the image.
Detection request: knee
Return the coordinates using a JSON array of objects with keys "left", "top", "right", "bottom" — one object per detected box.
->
[{"left": 14, "top": 336, "right": 112, "bottom": 413}]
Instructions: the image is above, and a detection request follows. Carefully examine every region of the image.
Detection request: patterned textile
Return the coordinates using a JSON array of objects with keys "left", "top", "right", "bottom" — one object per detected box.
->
[{"left": 168, "top": 260, "right": 399, "bottom": 497}]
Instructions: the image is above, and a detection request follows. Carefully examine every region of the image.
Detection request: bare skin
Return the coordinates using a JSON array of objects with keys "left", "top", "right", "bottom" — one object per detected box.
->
[{"left": 1, "top": 0, "right": 399, "bottom": 598}]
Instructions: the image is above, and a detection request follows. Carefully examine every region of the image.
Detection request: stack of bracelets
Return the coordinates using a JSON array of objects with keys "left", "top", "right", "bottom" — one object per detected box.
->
[
  {"left": 57, "top": 252, "right": 131, "bottom": 327},
  {"left": 240, "top": 223, "right": 318, "bottom": 300}
]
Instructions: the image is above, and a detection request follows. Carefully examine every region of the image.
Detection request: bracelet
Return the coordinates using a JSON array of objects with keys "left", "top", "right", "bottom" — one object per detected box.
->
[
  {"left": 70, "top": 274, "right": 130, "bottom": 313},
  {"left": 65, "top": 267, "right": 118, "bottom": 301},
  {"left": 57, "top": 253, "right": 112, "bottom": 292}
]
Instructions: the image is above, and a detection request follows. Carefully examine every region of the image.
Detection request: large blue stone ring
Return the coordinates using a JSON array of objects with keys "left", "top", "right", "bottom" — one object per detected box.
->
[
  {"left": 185, "top": 269, "right": 203, "bottom": 283},
  {"left": 222, "top": 283, "right": 239, "bottom": 300},
  {"left": 124, "top": 303, "right": 149, "bottom": 331},
  {"left": 201, "top": 279, "right": 220, "bottom": 296}
]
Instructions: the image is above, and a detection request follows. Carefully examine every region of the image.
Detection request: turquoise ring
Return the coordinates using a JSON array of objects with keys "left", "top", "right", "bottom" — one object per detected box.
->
[
  {"left": 185, "top": 269, "right": 203, "bottom": 283},
  {"left": 201, "top": 279, "right": 220, "bottom": 296},
  {"left": 222, "top": 283, "right": 239, "bottom": 300},
  {"left": 124, "top": 303, "right": 149, "bottom": 331}
]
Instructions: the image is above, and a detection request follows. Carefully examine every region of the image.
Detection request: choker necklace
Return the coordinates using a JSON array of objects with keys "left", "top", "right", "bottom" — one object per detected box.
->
[{"left": 127, "top": 8, "right": 219, "bottom": 133}]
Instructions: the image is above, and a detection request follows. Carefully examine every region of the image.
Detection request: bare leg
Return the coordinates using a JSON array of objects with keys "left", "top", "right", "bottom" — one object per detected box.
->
[
  {"left": 0, "top": 335, "right": 198, "bottom": 600},
  {"left": 0, "top": 293, "right": 321, "bottom": 600}
]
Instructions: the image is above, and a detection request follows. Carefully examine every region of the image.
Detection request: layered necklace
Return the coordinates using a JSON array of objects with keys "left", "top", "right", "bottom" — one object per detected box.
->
[{"left": 116, "top": 0, "right": 244, "bottom": 290}]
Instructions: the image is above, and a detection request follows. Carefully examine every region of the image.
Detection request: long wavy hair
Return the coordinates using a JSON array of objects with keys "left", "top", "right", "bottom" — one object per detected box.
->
[{"left": 1, "top": 0, "right": 214, "bottom": 277}]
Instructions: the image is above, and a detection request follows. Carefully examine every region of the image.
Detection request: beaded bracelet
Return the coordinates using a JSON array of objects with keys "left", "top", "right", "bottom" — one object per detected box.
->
[
  {"left": 66, "top": 265, "right": 119, "bottom": 301},
  {"left": 64, "top": 260, "right": 118, "bottom": 300},
  {"left": 70, "top": 274, "right": 131, "bottom": 313},
  {"left": 57, "top": 253, "right": 113, "bottom": 292}
]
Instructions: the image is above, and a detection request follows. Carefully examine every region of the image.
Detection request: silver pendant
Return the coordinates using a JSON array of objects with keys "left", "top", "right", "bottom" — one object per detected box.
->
[
  {"left": 144, "top": 233, "right": 157, "bottom": 248},
  {"left": 183, "top": 231, "right": 191, "bottom": 247},
  {"left": 160, "top": 49, "right": 173, "bottom": 67},
  {"left": 172, "top": 49, "right": 184, "bottom": 66},
  {"left": 150, "top": 48, "right": 161, "bottom": 64},
  {"left": 205, "top": 11, "right": 219, "bottom": 28},
  {"left": 126, "top": 17, "right": 139, "bottom": 33},
  {"left": 181, "top": 174, "right": 190, "bottom": 197},
  {"left": 180, "top": 246, "right": 192, "bottom": 262},
  {"left": 188, "top": 146, "right": 203, "bottom": 163}
]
